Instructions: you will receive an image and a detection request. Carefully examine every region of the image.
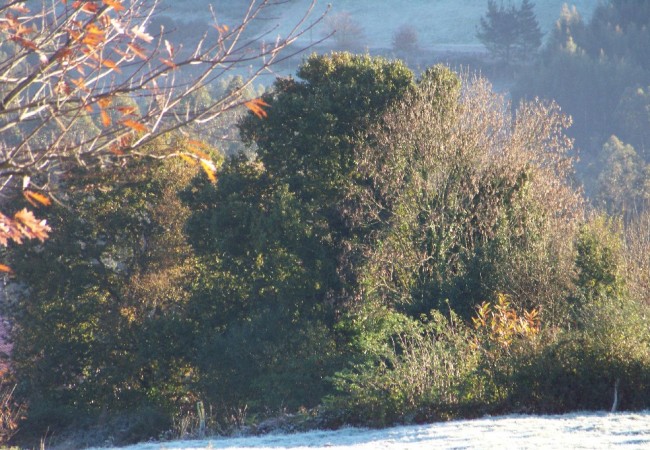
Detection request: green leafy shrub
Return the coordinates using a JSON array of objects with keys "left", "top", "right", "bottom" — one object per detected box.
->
[
  {"left": 504, "top": 298, "right": 650, "bottom": 413},
  {"left": 325, "top": 309, "right": 480, "bottom": 426},
  {"left": 499, "top": 216, "right": 650, "bottom": 413}
]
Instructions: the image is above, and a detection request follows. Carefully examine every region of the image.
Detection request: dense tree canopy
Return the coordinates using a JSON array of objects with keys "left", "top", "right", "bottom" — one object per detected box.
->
[{"left": 5, "top": 50, "right": 650, "bottom": 446}]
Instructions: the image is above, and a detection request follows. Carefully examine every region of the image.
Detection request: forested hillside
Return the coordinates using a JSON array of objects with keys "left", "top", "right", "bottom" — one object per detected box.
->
[
  {"left": 513, "top": 1, "right": 650, "bottom": 217},
  {"left": 1, "top": 1, "right": 649, "bottom": 448}
]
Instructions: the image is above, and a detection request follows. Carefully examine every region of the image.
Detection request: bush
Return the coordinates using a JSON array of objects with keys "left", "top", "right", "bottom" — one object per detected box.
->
[
  {"left": 504, "top": 297, "right": 650, "bottom": 413},
  {"left": 325, "top": 309, "right": 481, "bottom": 426},
  {"left": 497, "top": 215, "right": 650, "bottom": 413},
  {"left": 353, "top": 69, "right": 582, "bottom": 323}
]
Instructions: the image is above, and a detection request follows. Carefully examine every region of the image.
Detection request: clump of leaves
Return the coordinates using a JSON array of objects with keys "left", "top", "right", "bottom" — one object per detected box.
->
[{"left": 473, "top": 293, "right": 540, "bottom": 350}]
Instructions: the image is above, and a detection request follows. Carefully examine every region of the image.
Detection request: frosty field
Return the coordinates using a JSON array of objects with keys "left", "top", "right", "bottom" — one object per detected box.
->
[{"left": 90, "top": 410, "right": 650, "bottom": 450}]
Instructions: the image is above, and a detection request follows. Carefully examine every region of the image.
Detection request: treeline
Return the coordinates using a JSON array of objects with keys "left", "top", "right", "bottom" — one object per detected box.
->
[
  {"left": 4, "top": 51, "right": 649, "bottom": 447},
  {"left": 513, "top": 0, "right": 650, "bottom": 216}
]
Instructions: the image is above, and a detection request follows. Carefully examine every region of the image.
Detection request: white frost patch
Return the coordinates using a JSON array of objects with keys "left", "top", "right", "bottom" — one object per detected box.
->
[{"left": 89, "top": 411, "right": 650, "bottom": 450}]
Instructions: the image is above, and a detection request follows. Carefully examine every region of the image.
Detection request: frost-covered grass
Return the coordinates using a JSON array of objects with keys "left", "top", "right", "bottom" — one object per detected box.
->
[
  {"left": 166, "top": 0, "right": 598, "bottom": 49},
  {"left": 89, "top": 410, "right": 650, "bottom": 450}
]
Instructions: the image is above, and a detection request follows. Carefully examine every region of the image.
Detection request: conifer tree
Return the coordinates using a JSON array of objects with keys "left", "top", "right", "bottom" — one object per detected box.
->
[
  {"left": 477, "top": 0, "right": 542, "bottom": 66},
  {"left": 516, "top": 0, "right": 543, "bottom": 61}
]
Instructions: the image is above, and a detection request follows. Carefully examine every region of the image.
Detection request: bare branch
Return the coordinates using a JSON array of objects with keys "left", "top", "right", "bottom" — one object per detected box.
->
[{"left": 0, "top": 0, "right": 327, "bottom": 247}]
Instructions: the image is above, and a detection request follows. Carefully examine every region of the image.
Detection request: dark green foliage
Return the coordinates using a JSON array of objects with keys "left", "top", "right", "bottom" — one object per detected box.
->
[
  {"left": 7, "top": 140, "right": 203, "bottom": 439},
  {"left": 476, "top": 0, "right": 542, "bottom": 66},
  {"left": 325, "top": 310, "right": 480, "bottom": 426},
  {"left": 516, "top": 0, "right": 543, "bottom": 58},
  {"left": 239, "top": 52, "right": 414, "bottom": 211},
  {"left": 181, "top": 155, "right": 343, "bottom": 412},
  {"left": 182, "top": 54, "right": 417, "bottom": 414},
  {"left": 573, "top": 215, "right": 626, "bottom": 307},
  {"left": 7, "top": 49, "right": 650, "bottom": 443}
]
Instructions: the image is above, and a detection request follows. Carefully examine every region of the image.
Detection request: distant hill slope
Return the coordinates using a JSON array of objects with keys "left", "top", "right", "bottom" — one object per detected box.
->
[{"left": 164, "top": 0, "right": 598, "bottom": 51}]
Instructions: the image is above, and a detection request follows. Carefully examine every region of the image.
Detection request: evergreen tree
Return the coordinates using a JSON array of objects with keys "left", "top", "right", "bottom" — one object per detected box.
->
[
  {"left": 477, "top": 0, "right": 542, "bottom": 66},
  {"left": 516, "top": 0, "right": 543, "bottom": 61},
  {"left": 477, "top": 0, "right": 519, "bottom": 65}
]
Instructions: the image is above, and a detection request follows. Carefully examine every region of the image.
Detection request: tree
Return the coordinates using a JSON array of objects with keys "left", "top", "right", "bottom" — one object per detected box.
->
[
  {"left": 512, "top": 0, "right": 649, "bottom": 187},
  {"left": 180, "top": 53, "right": 415, "bottom": 412},
  {"left": 6, "top": 138, "right": 206, "bottom": 441},
  {"left": 182, "top": 155, "right": 343, "bottom": 413},
  {"left": 615, "top": 86, "right": 650, "bottom": 160},
  {"left": 516, "top": 0, "right": 543, "bottom": 60},
  {"left": 0, "top": 0, "right": 325, "bottom": 249},
  {"left": 595, "top": 136, "right": 649, "bottom": 217},
  {"left": 323, "top": 12, "right": 365, "bottom": 50},
  {"left": 392, "top": 24, "right": 419, "bottom": 56},
  {"left": 239, "top": 52, "right": 415, "bottom": 308},
  {"left": 352, "top": 68, "right": 583, "bottom": 321},
  {"left": 476, "top": 0, "right": 542, "bottom": 66}
]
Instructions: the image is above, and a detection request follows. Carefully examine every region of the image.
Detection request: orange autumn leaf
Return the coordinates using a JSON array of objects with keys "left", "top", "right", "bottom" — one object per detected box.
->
[
  {"left": 187, "top": 140, "right": 211, "bottom": 160},
  {"left": 178, "top": 153, "right": 198, "bottom": 166},
  {"left": 101, "top": 58, "right": 121, "bottom": 72},
  {"left": 11, "top": 36, "right": 38, "bottom": 51},
  {"left": 103, "top": 0, "right": 125, "bottom": 11},
  {"left": 214, "top": 24, "right": 230, "bottom": 34},
  {"left": 127, "top": 43, "right": 147, "bottom": 60},
  {"left": 14, "top": 209, "right": 51, "bottom": 242},
  {"left": 83, "top": 34, "right": 104, "bottom": 46},
  {"left": 84, "top": 23, "right": 104, "bottom": 37},
  {"left": 97, "top": 96, "right": 112, "bottom": 109},
  {"left": 74, "top": 1, "right": 99, "bottom": 13},
  {"left": 122, "top": 119, "right": 149, "bottom": 133},
  {"left": 0, "top": 264, "right": 13, "bottom": 274},
  {"left": 187, "top": 139, "right": 209, "bottom": 149},
  {"left": 244, "top": 98, "right": 270, "bottom": 119},
  {"left": 72, "top": 77, "right": 88, "bottom": 91},
  {"left": 100, "top": 109, "right": 111, "bottom": 127},
  {"left": 54, "top": 48, "right": 73, "bottom": 60},
  {"left": 23, "top": 190, "right": 52, "bottom": 207}
]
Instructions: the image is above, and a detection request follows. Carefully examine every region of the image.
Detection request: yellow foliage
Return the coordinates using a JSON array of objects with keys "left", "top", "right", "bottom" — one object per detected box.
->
[{"left": 473, "top": 293, "right": 540, "bottom": 348}]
